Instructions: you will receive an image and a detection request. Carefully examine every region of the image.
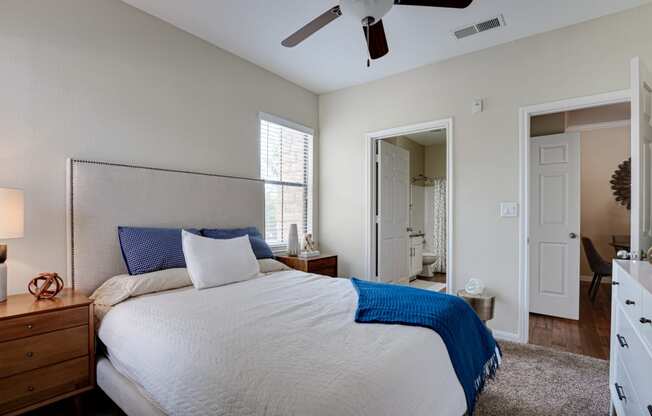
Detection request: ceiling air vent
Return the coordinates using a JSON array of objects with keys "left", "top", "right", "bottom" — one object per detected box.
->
[
  {"left": 454, "top": 25, "right": 478, "bottom": 40},
  {"left": 453, "top": 14, "right": 505, "bottom": 40}
]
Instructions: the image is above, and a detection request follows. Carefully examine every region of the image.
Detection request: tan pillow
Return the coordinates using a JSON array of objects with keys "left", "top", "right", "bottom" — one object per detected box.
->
[{"left": 258, "top": 258, "right": 292, "bottom": 274}]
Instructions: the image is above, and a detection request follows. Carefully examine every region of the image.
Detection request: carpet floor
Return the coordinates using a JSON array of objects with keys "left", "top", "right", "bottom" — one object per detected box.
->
[
  {"left": 28, "top": 340, "right": 610, "bottom": 416},
  {"left": 476, "top": 341, "right": 610, "bottom": 416}
]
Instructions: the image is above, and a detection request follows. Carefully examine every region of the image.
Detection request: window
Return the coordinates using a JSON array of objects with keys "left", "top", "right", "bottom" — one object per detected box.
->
[{"left": 259, "top": 113, "right": 313, "bottom": 249}]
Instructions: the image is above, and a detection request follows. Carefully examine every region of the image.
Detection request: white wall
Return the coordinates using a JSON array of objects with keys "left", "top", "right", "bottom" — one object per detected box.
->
[
  {"left": 319, "top": 4, "right": 652, "bottom": 337},
  {"left": 0, "top": 0, "right": 318, "bottom": 294}
]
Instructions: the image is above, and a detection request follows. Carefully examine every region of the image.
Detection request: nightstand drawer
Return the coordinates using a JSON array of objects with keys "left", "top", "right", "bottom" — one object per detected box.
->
[
  {"left": 311, "top": 265, "right": 337, "bottom": 277},
  {"left": 307, "top": 257, "right": 338, "bottom": 277},
  {"left": 0, "top": 325, "right": 89, "bottom": 378},
  {"left": 0, "top": 306, "right": 88, "bottom": 342},
  {"left": 0, "top": 356, "right": 90, "bottom": 414}
]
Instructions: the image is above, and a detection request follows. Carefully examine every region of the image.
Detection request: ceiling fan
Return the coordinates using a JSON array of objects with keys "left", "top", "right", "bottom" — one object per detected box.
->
[{"left": 282, "top": 0, "right": 474, "bottom": 65}]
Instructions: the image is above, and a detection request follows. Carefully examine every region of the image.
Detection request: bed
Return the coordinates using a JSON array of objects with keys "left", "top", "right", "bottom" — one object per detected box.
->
[{"left": 67, "top": 159, "right": 468, "bottom": 416}]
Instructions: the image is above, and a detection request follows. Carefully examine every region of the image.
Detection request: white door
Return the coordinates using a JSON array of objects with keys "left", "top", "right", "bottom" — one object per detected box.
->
[
  {"left": 630, "top": 57, "right": 652, "bottom": 258},
  {"left": 377, "top": 141, "right": 410, "bottom": 283},
  {"left": 530, "top": 133, "right": 581, "bottom": 320}
]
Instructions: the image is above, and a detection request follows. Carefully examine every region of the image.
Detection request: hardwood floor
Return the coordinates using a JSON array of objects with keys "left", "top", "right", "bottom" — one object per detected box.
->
[{"left": 529, "top": 280, "right": 611, "bottom": 360}]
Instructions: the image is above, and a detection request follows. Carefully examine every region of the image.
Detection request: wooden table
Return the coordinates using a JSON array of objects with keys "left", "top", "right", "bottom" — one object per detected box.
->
[
  {"left": 609, "top": 235, "right": 630, "bottom": 253},
  {"left": 0, "top": 289, "right": 94, "bottom": 415},
  {"left": 275, "top": 254, "right": 338, "bottom": 277}
]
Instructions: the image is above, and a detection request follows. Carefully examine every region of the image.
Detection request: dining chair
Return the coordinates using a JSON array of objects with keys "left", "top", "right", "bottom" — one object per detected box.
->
[{"left": 582, "top": 237, "right": 612, "bottom": 303}]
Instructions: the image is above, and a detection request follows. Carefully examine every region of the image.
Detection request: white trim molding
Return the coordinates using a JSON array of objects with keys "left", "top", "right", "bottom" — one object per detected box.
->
[
  {"left": 363, "top": 118, "right": 454, "bottom": 294},
  {"left": 492, "top": 330, "right": 522, "bottom": 343},
  {"left": 517, "top": 89, "right": 630, "bottom": 344}
]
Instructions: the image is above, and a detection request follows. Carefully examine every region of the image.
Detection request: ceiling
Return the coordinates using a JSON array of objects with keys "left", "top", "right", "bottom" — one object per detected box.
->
[
  {"left": 405, "top": 130, "right": 447, "bottom": 146},
  {"left": 121, "top": 0, "right": 652, "bottom": 94}
]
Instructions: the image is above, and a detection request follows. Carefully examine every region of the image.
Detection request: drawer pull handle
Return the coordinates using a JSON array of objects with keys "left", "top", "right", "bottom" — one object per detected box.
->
[
  {"left": 626, "top": 299, "right": 636, "bottom": 305},
  {"left": 25, "top": 351, "right": 33, "bottom": 358},
  {"left": 641, "top": 317, "right": 652, "bottom": 324},
  {"left": 27, "top": 386, "right": 34, "bottom": 392},
  {"left": 615, "top": 383, "right": 626, "bottom": 401},
  {"left": 612, "top": 281, "right": 620, "bottom": 286},
  {"left": 616, "top": 334, "right": 629, "bottom": 348},
  {"left": 26, "top": 324, "right": 33, "bottom": 329}
]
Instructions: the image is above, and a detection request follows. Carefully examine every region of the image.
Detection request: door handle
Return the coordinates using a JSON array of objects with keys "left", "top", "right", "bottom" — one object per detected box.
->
[
  {"left": 615, "top": 383, "right": 626, "bottom": 401},
  {"left": 569, "top": 232, "right": 577, "bottom": 239},
  {"left": 616, "top": 334, "right": 629, "bottom": 348}
]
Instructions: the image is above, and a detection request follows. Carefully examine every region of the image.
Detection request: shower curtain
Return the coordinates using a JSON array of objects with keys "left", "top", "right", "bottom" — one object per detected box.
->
[{"left": 432, "top": 178, "right": 447, "bottom": 273}]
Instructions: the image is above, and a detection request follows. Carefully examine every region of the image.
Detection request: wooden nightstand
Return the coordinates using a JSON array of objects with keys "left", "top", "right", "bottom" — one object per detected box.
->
[
  {"left": 276, "top": 254, "right": 338, "bottom": 277},
  {"left": 0, "top": 289, "right": 94, "bottom": 415}
]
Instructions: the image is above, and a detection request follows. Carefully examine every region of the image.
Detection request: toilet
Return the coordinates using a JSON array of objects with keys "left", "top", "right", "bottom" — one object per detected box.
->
[{"left": 421, "top": 253, "right": 437, "bottom": 277}]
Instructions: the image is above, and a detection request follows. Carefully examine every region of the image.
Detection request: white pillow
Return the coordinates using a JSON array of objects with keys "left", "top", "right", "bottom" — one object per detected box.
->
[{"left": 181, "top": 231, "right": 260, "bottom": 289}]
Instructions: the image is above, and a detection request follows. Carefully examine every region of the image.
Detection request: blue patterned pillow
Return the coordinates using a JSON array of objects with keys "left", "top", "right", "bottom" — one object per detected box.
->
[
  {"left": 201, "top": 227, "right": 273, "bottom": 259},
  {"left": 118, "top": 227, "right": 200, "bottom": 275},
  {"left": 201, "top": 227, "right": 262, "bottom": 239}
]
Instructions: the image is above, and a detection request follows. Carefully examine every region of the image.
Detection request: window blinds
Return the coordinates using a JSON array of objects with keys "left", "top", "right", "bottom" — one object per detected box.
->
[{"left": 260, "top": 115, "right": 313, "bottom": 248}]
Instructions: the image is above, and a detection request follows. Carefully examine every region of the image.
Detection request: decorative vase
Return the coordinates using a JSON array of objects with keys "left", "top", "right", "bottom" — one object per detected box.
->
[{"left": 287, "top": 224, "right": 299, "bottom": 256}]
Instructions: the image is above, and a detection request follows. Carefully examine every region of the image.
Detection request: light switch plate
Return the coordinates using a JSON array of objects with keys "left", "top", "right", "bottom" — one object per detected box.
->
[{"left": 500, "top": 202, "right": 518, "bottom": 217}]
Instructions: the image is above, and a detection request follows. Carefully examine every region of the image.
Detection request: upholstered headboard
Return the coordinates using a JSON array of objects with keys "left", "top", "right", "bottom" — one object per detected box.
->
[{"left": 66, "top": 159, "right": 264, "bottom": 295}]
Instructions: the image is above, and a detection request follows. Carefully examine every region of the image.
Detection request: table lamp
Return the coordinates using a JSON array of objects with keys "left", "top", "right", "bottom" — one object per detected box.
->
[{"left": 0, "top": 188, "right": 24, "bottom": 302}]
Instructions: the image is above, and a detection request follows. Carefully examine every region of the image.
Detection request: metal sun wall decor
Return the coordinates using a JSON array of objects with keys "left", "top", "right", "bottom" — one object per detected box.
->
[{"left": 610, "top": 158, "right": 631, "bottom": 210}]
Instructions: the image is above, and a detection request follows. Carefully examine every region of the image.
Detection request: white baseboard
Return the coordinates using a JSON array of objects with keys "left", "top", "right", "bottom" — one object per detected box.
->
[{"left": 492, "top": 329, "right": 522, "bottom": 343}]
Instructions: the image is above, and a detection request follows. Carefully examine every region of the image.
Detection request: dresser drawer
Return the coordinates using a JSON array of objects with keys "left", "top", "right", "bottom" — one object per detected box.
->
[
  {"left": 613, "top": 355, "right": 642, "bottom": 416},
  {"left": 0, "top": 325, "right": 89, "bottom": 378},
  {"left": 616, "top": 271, "right": 642, "bottom": 325},
  {"left": 0, "top": 356, "right": 89, "bottom": 414},
  {"left": 0, "top": 306, "right": 88, "bottom": 342},
  {"left": 615, "top": 305, "right": 652, "bottom": 411},
  {"left": 641, "top": 290, "right": 652, "bottom": 353}
]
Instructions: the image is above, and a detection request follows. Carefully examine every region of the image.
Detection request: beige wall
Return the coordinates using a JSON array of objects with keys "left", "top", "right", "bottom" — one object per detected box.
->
[
  {"left": 0, "top": 0, "right": 318, "bottom": 294},
  {"left": 580, "top": 127, "right": 630, "bottom": 276},
  {"left": 425, "top": 144, "right": 446, "bottom": 179},
  {"left": 569, "top": 102, "right": 630, "bottom": 127},
  {"left": 318, "top": 4, "right": 652, "bottom": 337}
]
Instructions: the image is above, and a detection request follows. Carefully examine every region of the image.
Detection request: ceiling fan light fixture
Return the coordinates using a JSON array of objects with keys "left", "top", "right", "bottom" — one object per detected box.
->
[{"left": 340, "top": 0, "right": 394, "bottom": 24}]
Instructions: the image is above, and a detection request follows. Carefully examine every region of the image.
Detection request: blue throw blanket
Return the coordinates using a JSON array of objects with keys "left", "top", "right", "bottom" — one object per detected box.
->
[{"left": 351, "top": 278, "right": 500, "bottom": 415}]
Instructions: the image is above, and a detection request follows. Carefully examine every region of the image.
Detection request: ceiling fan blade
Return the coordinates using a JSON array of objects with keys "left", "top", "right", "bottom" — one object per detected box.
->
[
  {"left": 394, "top": 0, "right": 473, "bottom": 8},
  {"left": 282, "top": 6, "right": 342, "bottom": 47},
  {"left": 362, "top": 19, "right": 389, "bottom": 60}
]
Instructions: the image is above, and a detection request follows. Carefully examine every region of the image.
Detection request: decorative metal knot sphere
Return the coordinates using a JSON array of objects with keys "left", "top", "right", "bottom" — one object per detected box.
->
[{"left": 28, "top": 272, "right": 64, "bottom": 299}]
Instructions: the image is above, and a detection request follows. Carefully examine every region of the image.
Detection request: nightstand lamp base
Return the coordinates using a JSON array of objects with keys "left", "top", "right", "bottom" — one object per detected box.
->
[{"left": 0, "top": 262, "right": 6, "bottom": 302}]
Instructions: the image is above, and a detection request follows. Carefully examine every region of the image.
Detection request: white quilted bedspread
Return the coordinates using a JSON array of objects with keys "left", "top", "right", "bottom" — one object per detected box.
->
[{"left": 98, "top": 271, "right": 466, "bottom": 416}]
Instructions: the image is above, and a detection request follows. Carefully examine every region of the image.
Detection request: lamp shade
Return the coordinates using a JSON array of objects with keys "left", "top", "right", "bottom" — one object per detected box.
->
[{"left": 0, "top": 188, "right": 24, "bottom": 239}]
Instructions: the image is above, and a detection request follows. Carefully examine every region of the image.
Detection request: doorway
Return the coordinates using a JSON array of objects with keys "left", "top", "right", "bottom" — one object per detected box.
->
[
  {"left": 527, "top": 102, "right": 631, "bottom": 359},
  {"left": 363, "top": 119, "right": 454, "bottom": 294}
]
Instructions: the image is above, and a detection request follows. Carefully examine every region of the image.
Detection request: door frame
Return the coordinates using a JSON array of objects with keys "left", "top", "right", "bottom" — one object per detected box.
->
[
  {"left": 363, "top": 118, "right": 454, "bottom": 294},
  {"left": 517, "top": 89, "right": 630, "bottom": 343}
]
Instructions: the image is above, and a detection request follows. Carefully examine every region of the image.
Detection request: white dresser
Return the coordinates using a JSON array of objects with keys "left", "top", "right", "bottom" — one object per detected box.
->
[{"left": 610, "top": 260, "right": 652, "bottom": 416}]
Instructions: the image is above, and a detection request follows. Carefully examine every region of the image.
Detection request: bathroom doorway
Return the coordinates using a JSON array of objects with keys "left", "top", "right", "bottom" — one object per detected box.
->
[{"left": 364, "top": 119, "right": 453, "bottom": 293}]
